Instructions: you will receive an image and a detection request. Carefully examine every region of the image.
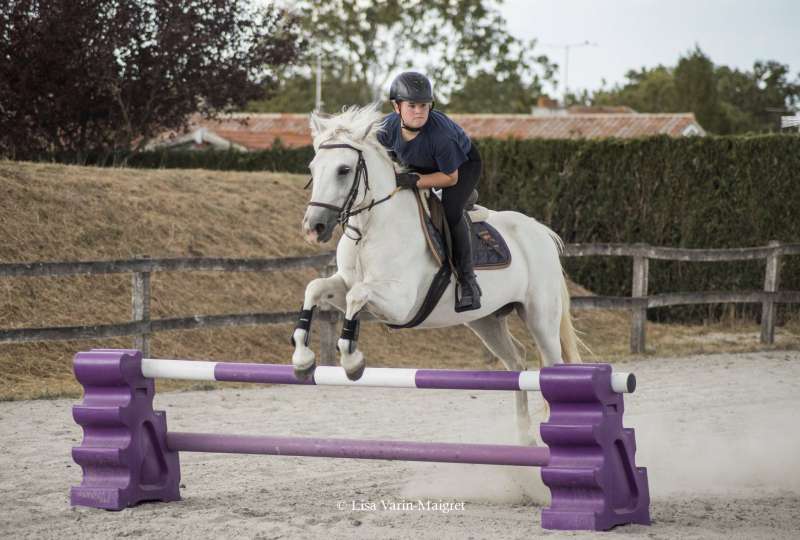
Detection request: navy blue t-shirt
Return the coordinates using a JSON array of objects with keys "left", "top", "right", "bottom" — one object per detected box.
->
[{"left": 377, "top": 110, "right": 472, "bottom": 174}]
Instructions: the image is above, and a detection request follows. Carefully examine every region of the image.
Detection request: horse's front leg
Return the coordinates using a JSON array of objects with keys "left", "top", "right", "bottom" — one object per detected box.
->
[
  {"left": 339, "top": 280, "right": 412, "bottom": 381},
  {"left": 291, "top": 273, "right": 348, "bottom": 379}
]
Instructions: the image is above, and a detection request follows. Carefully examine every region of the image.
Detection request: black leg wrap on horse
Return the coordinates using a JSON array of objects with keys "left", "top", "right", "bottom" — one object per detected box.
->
[
  {"left": 340, "top": 317, "right": 360, "bottom": 353},
  {"left": 290, "top": 305, "right": 315, "bottom": 346}
]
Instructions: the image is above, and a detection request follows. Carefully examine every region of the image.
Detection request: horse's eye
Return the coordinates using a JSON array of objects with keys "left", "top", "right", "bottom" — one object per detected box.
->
[{"left": 337, "top": 166, "right": 351, "bottom": 176}]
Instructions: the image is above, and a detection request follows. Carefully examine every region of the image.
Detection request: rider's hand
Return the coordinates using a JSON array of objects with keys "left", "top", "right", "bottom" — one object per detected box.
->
[{"left": 396, "top": 172, "right": 420, "bottom": 189}]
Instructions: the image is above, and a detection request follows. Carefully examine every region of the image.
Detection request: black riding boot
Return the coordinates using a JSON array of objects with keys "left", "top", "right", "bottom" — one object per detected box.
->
[{"left": 451, "top": 215, "right": 482, "bottom": 312}]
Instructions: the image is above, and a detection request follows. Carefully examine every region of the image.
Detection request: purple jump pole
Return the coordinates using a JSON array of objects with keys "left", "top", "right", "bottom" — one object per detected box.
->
[
  {"left": 167, "top": 432, "right": 550, "bottom": 466},
  {"left": 70, "top": 349, "right": 650, "bottom": 531}
]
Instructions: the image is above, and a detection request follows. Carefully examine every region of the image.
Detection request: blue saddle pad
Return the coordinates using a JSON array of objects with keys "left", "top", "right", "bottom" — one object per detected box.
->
[
  {"left": 423, "top": 214, "right": 511, "bottom": 270},
  {"left": 470, "top": 221, "right": 512, "bottom": 269}
]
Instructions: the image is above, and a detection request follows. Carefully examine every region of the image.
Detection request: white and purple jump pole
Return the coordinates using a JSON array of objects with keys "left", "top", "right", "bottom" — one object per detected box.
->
[
  {"left": 70, "top": 349, "right": 650, "bottom": 531},
  {"left": 140, "top": 356, "right": 637, "bottom": 393}
]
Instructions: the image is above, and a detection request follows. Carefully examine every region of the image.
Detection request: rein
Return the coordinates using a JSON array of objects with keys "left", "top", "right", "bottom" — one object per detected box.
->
[{"left": 306, "top": 142, "right": 401, "bottom": 244}]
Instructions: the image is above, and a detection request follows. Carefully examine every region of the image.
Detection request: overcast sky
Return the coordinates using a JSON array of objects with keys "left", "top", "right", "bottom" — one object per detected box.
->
[{"left": 501, "top": 0, "right": 800, "bottom": 99}]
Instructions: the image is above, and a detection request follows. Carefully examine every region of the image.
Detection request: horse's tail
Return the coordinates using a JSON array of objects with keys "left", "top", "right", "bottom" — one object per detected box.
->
[
  {"left": 559, "top": 277, "right": 582, "bottom": 363},
  {"left": 543, "top": 226, "right": 584, "bottom": 364}
]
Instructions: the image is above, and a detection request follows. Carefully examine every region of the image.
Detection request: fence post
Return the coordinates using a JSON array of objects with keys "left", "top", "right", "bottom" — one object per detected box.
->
[
  {"left": 761, "top": 241, "right": 782, "bottom": 345},
  {"left": 318, "top": 259, "right": 339, "bottom": 366},
  {"left": 132, "top": 257, "right": 151, "bottom": 357},
  {"left": 630, "top": 246, "right": 649, "bottom": 354}
]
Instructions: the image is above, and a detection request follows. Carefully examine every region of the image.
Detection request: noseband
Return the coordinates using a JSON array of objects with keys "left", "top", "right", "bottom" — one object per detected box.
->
[{"left": 306, "top": 142, "right": 400, "bottom": 243}]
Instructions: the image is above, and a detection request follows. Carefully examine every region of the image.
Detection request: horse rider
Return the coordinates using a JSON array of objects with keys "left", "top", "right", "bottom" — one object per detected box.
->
[{"left": 376, "top": 71, "right": 483, "bottom": 312}]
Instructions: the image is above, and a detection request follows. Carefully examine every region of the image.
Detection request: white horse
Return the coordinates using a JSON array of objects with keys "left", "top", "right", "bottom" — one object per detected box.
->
[{"left": 291, "top": 105, "right": 581, "bottom": 444}]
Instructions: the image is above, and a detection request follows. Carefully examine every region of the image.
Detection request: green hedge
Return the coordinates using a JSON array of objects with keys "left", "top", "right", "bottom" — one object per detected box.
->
[
  {"left": 79, "top": 134, "right": 800, "bottom": 322},
  {"left": 475, "top": 135, "right": 800, "bottom": 322},
  {"left": 124, "top": 144, "right": 314, "bottom": 172}
]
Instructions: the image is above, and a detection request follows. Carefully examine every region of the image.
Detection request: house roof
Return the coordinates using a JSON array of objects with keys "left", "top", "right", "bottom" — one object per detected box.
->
[
  {"left": 147, "top": 127, "right": 248, "bottom": 152},
  {"left": 187, "top": 113, "right": 312, "bottom": 150},
  {"left": 454, "top": 113, "right": 705, "bottom": 140},
  {"left": 156, "top": 111, "right": 705, "bottom": 151}
]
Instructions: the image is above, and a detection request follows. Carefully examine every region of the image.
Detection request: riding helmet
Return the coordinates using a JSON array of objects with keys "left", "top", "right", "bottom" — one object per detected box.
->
[{"left": 389, "top": 72, "right": 434, "bottom": 103}]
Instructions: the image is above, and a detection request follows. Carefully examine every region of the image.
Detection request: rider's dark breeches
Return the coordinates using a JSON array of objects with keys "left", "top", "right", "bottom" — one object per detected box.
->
[{"left": 441, "top": 144, "right": 481, "bottom": 228}]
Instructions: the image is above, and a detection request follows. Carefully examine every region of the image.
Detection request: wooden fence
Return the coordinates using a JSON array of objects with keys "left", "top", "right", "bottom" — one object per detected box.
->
[{"left": 1, "top": 242, "right": 798, "bottom": 358}]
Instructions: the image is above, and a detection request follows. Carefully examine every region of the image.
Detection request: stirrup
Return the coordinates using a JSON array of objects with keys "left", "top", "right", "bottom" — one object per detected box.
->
[{"left": 455, "top": 277, "right": 482, "bottom": 312}]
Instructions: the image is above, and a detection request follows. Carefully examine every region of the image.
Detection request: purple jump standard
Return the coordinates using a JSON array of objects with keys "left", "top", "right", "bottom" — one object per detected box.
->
[{"left": 70, "top": 349, "right": 650, "bottom": 531}]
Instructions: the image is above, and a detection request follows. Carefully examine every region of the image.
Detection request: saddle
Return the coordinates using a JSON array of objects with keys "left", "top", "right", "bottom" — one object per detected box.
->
[
  {"left": 386, "top": 188, "right": 511, "bottom": 329},
  {"left": 418, "top": 189, "right": 511, "bottom": 270}
]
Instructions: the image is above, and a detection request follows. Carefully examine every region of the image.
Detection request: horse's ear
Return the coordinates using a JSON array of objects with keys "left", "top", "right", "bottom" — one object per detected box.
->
[
  {"left": 309, "top": 111, "right": 326, "bottom": 139},
  {"left": 361, "top": 101, "right": 383, "bottom": 140},
  {"left": 361, "top": 121, "right": 378, "bottom": 140}
]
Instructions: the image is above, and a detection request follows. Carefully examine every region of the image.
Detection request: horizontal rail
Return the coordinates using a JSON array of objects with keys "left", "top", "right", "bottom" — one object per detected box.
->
[
  {"left": 4, "top": 290, "right": 798, "bottom": 344},
  {"left": 571, "top": 296, "right": 646, "bottom": 310},
  {"left": 3, "top": 243, "right": 799, "bottom": 279},
  {"left": 648, "top": 290, "right": 800, "bottom": 308},
  {"left": 563, "top": 242, "right": 800, "bottom": 261},
  {"left": 141, "top": 358, "right": 636, "bottom": 393},
  {"left": 166, "top": 432, "right": 550, "bottom": 467},
  {"left": 571, "top": 290, "right": 800, "bottom": 310},
  {"left": 0, "top": 253, "right": 336, "bottom": 278},
  {"left": 0, "top": 311, "right": 306, "bottom": 343}
]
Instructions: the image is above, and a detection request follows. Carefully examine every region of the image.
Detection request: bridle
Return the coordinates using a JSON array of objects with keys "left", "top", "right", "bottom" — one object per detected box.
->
[{"left": 305, "top": 141, "right": 401, "bottom": 244}]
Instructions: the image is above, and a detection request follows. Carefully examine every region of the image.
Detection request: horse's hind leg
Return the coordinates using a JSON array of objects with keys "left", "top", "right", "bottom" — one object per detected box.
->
[
  {"left": 466, "top": 313, "right": 537, "bottom": 446},
  {"left": 516, "top": 292, "right": 563, "bottom": 368}
]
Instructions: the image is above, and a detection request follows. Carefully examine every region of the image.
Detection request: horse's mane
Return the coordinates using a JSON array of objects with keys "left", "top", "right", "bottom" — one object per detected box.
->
[{"left": 310, "top": 104, "right": 396, "bottom": 168}]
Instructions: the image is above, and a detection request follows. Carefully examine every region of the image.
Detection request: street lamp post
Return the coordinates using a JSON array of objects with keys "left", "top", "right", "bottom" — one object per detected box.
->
[
  {"left": 543, "top": 40, "right": 598, "bottom": 106},
  {"left": 315, "top": 52, "right": 323, "bottom": 112}
]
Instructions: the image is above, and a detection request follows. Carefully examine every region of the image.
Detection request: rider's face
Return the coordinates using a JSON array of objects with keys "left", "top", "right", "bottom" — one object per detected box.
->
[{"left": 395, "top": 101, "right": 431, "bottom": 129}]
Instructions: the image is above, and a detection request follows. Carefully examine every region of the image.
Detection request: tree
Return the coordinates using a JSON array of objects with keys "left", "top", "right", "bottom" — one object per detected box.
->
[
  {"left": 0, "top": 0, "right": 302, "bottom": 162},
  {"left": 591, "top": 46, "right": 800, "bottom": 134},
  {"left": 589, "top": 66, "right": 678, "bottom": 112},
  {"left": 673, "top": 46, "right": 722, "bottom": 132},
  {"left": 245, "top": 70, "right": 374, "bottom": 113},
  {"left": 268, "top": 0, "right": 554, "bottom": 109},
  {"left": 445, "top": 70, "right": 545, "bottom": 113},
  {"left": 716, "top": 60, "right": 800, "bottom": 133}
]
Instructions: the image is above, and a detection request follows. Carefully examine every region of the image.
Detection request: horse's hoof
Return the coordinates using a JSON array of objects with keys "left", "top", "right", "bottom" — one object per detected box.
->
[
  {"left": 345, "top": 362, "right": 365, "bottom": 381},
  {"left": 292, "top": 346, "right": 315, "bottom": 381},
  {"left": 293, "top": 364, "right": 316, "bottom": 381}
]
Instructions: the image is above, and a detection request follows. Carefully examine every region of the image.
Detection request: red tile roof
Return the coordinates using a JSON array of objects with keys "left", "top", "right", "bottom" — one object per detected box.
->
[
  {"left": 190, "top": 113, "right": 311, "bottom": 149},
  {"left": 173, "top": 111, "right": 704, "bottom": 150},
  {"left": 455, "top": 113, "right": 704, "bottom": 140}
]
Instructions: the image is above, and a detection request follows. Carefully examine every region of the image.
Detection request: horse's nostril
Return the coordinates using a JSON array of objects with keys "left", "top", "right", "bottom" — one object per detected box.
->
[{"left": 314, "top": 223, "right": 326, "bottom": 235}]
